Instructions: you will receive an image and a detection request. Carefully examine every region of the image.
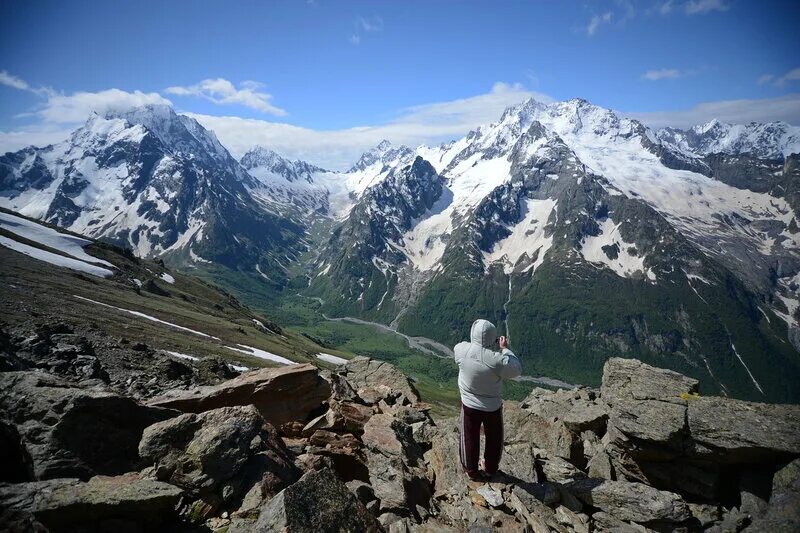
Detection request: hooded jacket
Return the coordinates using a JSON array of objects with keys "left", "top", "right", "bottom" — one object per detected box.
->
[{"left": 454, "top": 319, "right": 522, "bottom": 411}]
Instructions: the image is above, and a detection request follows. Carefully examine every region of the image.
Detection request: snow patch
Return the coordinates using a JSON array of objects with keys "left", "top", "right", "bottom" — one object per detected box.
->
[
  {"left": 580, "top": 217, "right": 656, "bottom": 281},
  {"left": 226, "top": 344, "right": 294, "bottom": 365},
  {"left": 73, "top": 295, "right": 221, "bottom": 339},
  {"left": 1, "top": 236, "right": 114, "bottom": 277}
]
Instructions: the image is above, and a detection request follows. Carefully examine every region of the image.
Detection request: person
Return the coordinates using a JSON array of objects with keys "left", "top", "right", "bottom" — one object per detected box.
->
[{"left": 454, "top": 319, "right": 522, "bottom": 482}]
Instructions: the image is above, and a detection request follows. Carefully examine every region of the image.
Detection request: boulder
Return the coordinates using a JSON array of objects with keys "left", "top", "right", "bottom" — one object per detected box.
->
[
  {"left": 251, "top": 468, "right": 380, "bottom": 532},
  {"left": 425, "top": 424, "right": 470, "bottom": 500},
  {"left": 0, "top": 474, "right": 182, "bottom": 531},
  {"left": 146, "top": 363, "right": 331, "bottom": 426},
  {"left": 600, "top": 358, "right": 699, "bottom": 404},
  {"left": 567, "top": 478, "right": 690, "bottom": 525},
  {"left": 504, "top": 401, "right": 583, "bottom": 463},
  {"left": 362, "top": 413, "right": 430, "bottom": 514},
  {"left": 338, "top": 357, "right": 420, "bottom": 405},
  {"left": 687, "top": 397, "right": 800, "bottom": 462},
  {"left": 139, "top": 405, "right": 298, "bottom": 518},
  {"left": 0, "top": 371, "right": 176, "bottom": 480},
  {"left": 303, "top": 400, "right": 374, "bottom": 435}
]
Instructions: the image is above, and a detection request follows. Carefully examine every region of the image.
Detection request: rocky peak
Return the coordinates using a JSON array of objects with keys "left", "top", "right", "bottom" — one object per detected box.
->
[
  {"left": 241, "top": 146, "right": 328, "bottom": 184},
  {"left": 348, "top": 140, "right": 413, "bottom": 173}
]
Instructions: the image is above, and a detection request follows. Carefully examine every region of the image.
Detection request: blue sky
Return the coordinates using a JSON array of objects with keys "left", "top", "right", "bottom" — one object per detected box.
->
[{"left": 1, "top": 0, "right": 798, "bottom": 168}]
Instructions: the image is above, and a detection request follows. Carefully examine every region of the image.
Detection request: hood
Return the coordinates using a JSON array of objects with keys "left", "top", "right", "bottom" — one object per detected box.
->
[{"left": 470, "top": 319, "right": 497, "bottom": 349}]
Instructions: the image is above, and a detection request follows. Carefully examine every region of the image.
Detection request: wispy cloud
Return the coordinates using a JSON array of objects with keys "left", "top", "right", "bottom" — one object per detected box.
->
[
  {"left": 586, "top": 12, "right": 612, "bottom": 36},
  {"left": 165, "top": 78, "right": 285, "bottom": 115},
  {"left": 776, "top": 68, "right": 800, "bottom": 88},
  {"left": 356, "top": 16, "right": 383, "bottom": 33},
  {"left": 187, "top": 82, "right": 553, "bottom": 170},
  {"left": 757, "top": 74, "right": 775, "bottom": 86},
  {"left": 755, "top": 67, "right": 800, "bottom": 88},
  {"left": 0, "top": 70, "right": 31, "bottom": 91},
  {"left": 685, "top": 0, "right": 729, "bottom": 15},
  {"left": 0, "top": 70, "right": 54, "bottom": 97},
  {"left": 642, "top": 68, "right": 683, "bottom": 81},
  {"left": 348, "top": 15, "right": 383, "bottom": 45},
  {"left": 627, "top": 93, "right": 800, "bottom": 128}
]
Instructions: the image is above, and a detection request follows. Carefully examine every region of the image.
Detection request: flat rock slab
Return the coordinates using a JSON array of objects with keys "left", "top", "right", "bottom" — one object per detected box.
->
[
  {"left": 147, "top": 363, "right": 331, "bottom": 426},
  {"left": 567, "top": 478, "right": 690, "bottom": 524},
  {"left": 0, "top": 474, "right": 182, "bottom": 530},
  {"left": 601, "top": 358, "right": 698, "bottom": 404},
  {"left": 687, "top": 397, "right": 800, "bottom": 462}
]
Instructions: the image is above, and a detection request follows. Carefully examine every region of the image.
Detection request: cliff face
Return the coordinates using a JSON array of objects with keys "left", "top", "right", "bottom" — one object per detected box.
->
[{"left": 1, "top": 349, "right": 799, "bottom": 532}]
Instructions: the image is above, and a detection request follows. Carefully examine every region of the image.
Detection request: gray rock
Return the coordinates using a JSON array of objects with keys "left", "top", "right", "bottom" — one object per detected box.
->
[
  {"left": 688, "top": 502, "right": 721, "bottom": 527},
  {"left": 147, "top": 363, "right": 331, "bottom": 426},
  {"left": 362, "top": 414, "right": 430, "bottom": 514},
  {"left": 139, "top": 405, "right": 298, "bottom": 517},
  {"left": 476, "top": 484, "right": 504, "bottom": 508},
  {"left": 743, "top": 458, "right": 800, "bottom": 532},
  {"left": 687, "top": 397, "right": 800, "bottom": 462},
  {"left": 567, "top": 478, "right": 690, "bottom": 524},
  {"left": 425, "top": 425, "right": 469, "bottom": 500},
  {"left": 0, "top": 474, "right": 182, "bottom": 531},
  {"left": 338, "top": 357, "right": 421, "bottom": 405},
  {"left": 587, "top": 450, "right": 615, "bottom": 480},
  {"left": 591, "top": 512, "right": 651, "bottom": 532},
  {"left": 601, "top": 357, "right": 699, "bottom": 404},
  {"left": 253, "top": 468, "right": 380, "bottom": 532},
  {"left": 508, "top": 485, "right": 565, "bottom": 533},
  {"left": 0, "top": 371, "right": 176, "bottom": 480}
]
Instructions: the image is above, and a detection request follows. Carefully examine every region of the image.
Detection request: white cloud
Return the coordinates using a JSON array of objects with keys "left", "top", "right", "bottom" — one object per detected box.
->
[
  {"left": 642, "top": 68, "right": 682, "bottom": 81},
  {"left": 758, "top": 74, "right": 775, "bottom": 86},
  {"left": 776, "top": 68, "right": 800, "bottom": 87},
  {"left": 627, "top": 94, "right": 800, "bottom": 128},
  {"left": 29, "top": 89, "right": 171, "bottom": 124},
  {"left": 0, "top": 70, "right": 30, "bottom": 91},
  {"left": 685, "top": 0, "right": 729, "bottom": 15},
  {"left": 165, "top": 78, "right": 286, "bottom": 116},
  {"left": 187, "top": 82, "right": 553, "bottom": 170},
  {"left": 586, "top": 12, "right": 612, "bottom": 36},
  {"left": 349, "top": 34, "right": 361, "bottom": 45}
]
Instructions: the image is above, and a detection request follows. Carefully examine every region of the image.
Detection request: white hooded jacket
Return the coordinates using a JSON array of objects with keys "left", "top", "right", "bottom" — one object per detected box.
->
[{"left": 454, "top": 319, "right": 522, "bottom": 411}]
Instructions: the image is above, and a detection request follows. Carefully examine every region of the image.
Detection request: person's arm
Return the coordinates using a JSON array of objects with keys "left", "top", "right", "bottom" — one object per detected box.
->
[{"left": 495, "top": 336, "right": 522, "bottom": 379}]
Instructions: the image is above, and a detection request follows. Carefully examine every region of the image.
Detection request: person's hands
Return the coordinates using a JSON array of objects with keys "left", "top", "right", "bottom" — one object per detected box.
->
[{"left": 498, "top": 336, "right": 509, "bottom": 350}]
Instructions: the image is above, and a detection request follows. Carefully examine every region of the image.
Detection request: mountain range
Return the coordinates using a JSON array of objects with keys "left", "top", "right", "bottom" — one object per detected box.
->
[{"left": 2, "top": 99, "right": 799, "bottom": 402}]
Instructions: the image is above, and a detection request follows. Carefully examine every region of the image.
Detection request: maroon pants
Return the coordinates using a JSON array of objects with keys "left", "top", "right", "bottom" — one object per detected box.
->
[{"left": 459, "top": 402, "right": 503, "bottom": 476}]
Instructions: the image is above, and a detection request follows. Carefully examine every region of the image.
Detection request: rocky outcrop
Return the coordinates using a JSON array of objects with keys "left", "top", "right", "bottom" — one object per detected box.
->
[
  {"left": 146, "top": 363, "right": 331, "bottom": 426},
  {"left": 0, "top": 371, "right": 176, "bottom": 480},
  {"left": 596, "top": 358, "right": 800, "bottom": 500},
  {"left": 2, "top": 356, "right": 799, "bottom": 532},
  {"left": 0, "top": 474, "right": 183, "bottom": 531}
]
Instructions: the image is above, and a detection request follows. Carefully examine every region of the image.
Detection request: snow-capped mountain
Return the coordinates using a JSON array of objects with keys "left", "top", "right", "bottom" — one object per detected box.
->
[
  {"left": 3, "top": 98, "right": 800, "bottom": 402},
  {"left": 0, "top": 104, "right": 304, "bottom": 276},
  {"left": 309, "top": 97, "right": 800, "bottom": 403},
  {"left": 657, "top": 119, "right": 800, "bottom": 160}
]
